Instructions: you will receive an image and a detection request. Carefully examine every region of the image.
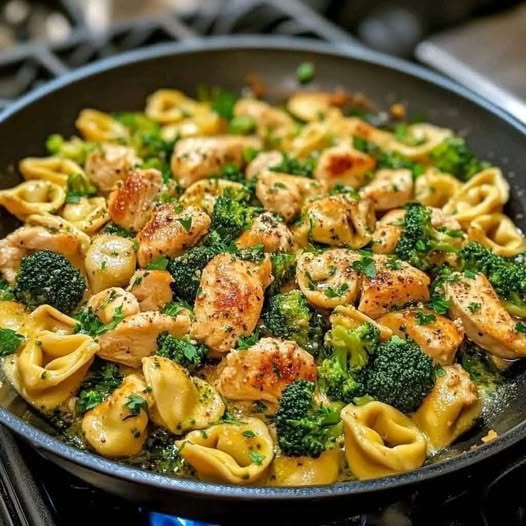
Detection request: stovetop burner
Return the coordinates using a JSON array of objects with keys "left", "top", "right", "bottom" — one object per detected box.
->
[{"left": 0, "top": 2, "right": 524, "bottom": 525}]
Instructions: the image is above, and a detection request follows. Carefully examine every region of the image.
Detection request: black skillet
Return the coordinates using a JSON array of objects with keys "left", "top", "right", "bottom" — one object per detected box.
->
[{"left": 0, "top": 36, "right": 525, "bottom": 524}]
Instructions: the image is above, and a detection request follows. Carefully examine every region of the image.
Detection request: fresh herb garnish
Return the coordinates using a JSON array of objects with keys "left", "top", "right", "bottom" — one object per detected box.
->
[
  {"left": 415, "top": 310, "right": 436, "bottom": 325},
  {"left": 65, "top": 173, "right": 97, "bottom": 204},
  {"left": 146, "top": 255, "right": 169, "bottom": 270},
  {"left": 248, "top": 451, "right": 265, "bottom": 465},
  {"left": 351, "top": 255, "right": 376, "bottom": 279},
  {"left": 0, "top": 328, "right": 24, "bottom": 357},
  {"left": 124, "top": 394, "right": 148, "bottom": 416},
  {"left": 324, "top": 283, "right": 349, "bottom": 298}
]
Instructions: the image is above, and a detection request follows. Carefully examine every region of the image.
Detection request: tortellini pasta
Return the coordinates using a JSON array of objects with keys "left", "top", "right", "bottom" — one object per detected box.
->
[
  {"left": 387, "top": 123, "right": 452, "bottom": 160},
  {"left": 176, "top": 417, "right": 274, "bottom": 484},
  {"left": 413, "top": 365, "right": 481, "bottom": 451},
  {"left": 330, "top": 305, "right": 392, "bottom": 341},
  {"left": 82, "top": 374, "right": 152, "bottom": 457},
  {"left": 19, "top": 157, "right": 85, "bottom": 186},
  {"left": 0, "top": 180, "right": 65, "bottom": 220},
  {"left": 145, "top": 89, "right": 210, "bottom": 124},
  {"left": 180, "top": 179, "right": 245, "bottom": 214},
  {"left": 61, "top": 197, "right": 109, "bottom": 234},
  {"left": 442, "top": 168, "right": 509, "bottom": 225},
  {"left": 84, "top": 234, "right": 137, "bottom": 293},
  {"left": 269, "top": 449, "right": 341, "bottom": 486},
  {"left": 14, "top": 330, "right": 98, "bottom": 411},
  {"left": 76, "top": 109, "right": 128, "bottom": 142},
  {"left": 342, "top": 401, "right": 427, "bottom": 480},
  {"left": 142, "top": 356, "right": 224, "bottom": 434},
  {"left": 467, "top": 213, "right": 526, "bottom": 257},
  {"left": 415, "top": 169, "right": 461, "bottom": 207}
]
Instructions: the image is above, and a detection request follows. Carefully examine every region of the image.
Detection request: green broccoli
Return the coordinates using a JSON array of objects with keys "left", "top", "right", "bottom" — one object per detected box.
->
[
  {"left": 102, "top": 222, "right": 135, "bottom": 238},
  {"left": 428, "top": 137, "right": 488, "bottom": 181},
  {"left": 395, "top": 202, "right": 462, "bottom": 271},
  {"left": 267, "top": 252, "right": 296, "bottom": 296},
  {"left": 65, "top": 173, "right": 97, "bottom": 204},
  {"left": 14, "top": 251, "right": 86, "bottom": 314},
  {"left": 76, "top": 359, "right": 123, "bottom": 415},
  {"left": 262, "top": 291, "right": 325, "bottom": 356},
  {"left": 353, "top": 136, "right": 424, "bottom": 178},
  {"left": 364, "top": 335, "right": 435, "bottom": 412},
  {"left": 0, "top": 277, "right": 13, "bottom": 300},
  {"left": 274, "top": 380, "right": 342, "bottom": 458},
  {"left": 269, "top": 153, "right": 317, "bottom": 177},
  {"left": 460, "top": 242, "right": 526, "bottom": 317},
  {"left": 156, "top": 331, "right": 208, "bottom": 371},
  {"left": 113, "top": 112, "right": 175, "bottom": 183},
  {"left": 167, "top": 243, "right": 220, "bottom": 304},
  {"left": 318, "top": 323, "right": 380, "bottom": 403},
  {"left": 459, "top": 342, "right": 503, "bottom": 394},
  {"left": 45, "top": 134, "right": 95, "bottom": 164},
  {"left": 209, "top": 187, "right": 258, "bottom": 244}
]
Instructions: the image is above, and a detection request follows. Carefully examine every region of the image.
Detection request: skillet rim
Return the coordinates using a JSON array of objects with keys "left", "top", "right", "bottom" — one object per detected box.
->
[{"left": 0, "top": 35, "right": 525, "bottom": 500}]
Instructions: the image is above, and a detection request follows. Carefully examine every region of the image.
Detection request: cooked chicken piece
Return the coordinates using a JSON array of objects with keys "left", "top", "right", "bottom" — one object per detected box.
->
[
  {"left": 444, "top": 272, "right": 526, "bottom": 359},
  {"left": 82, "top": 374, "right": 153, "bottom": 457},
  {"left": 256, "top": 170, "right": 326, "bottom": 222},
  {"left": 97, "top": 311, "right": 191, "bottom": 368},
  {"left": 87, "top": 287, "right": 140, "bottom": 324},
  {"left": 234, "top": 98, "right": 295, "bottom": 141},
  {"left": 136, "top": 204, "right": 210, "bottom": 267},
  {"left": 287, "top": 91, "right": 351, "bottom": 122},
  {"left": 377, "top": 308, "right": 464, "bottom": 365},
  {"left": 0, "top": 224, "right": 82, "bottom": 284},
  {"left": 372, "top": 209, "right": 405, "bottom": 255},
  {"left": 314, "top": 144, "right": 376, "bottom": 189},
  {"left": 236, "top": 212, "right": 293, "bottom": 253},
  {"left": 358, "top": 254, "right": 430, "bottom": 318},
  {"left": 296, "top": 249, "right": 362, "bottom": 310},
  {"left": 84, "top": 234, "right": 137, "bottom": 293},
  {"left": 171, "top": 136, "right": 262, "bottom": 188},
  {"left": 246, "top": 151, "right": 283, "bottom": 179},
  {"left": 180, "top": 179, "right": 245, "bottom": 214},
  {"left": 85, "top": 143, "right": 141, "bottom": 193},
  {"left": 216, "top": 337, "right": 317, "bottom": 404},
  {"left": 300, "top": 194, "right": 375, "bottom": 249},
  {"left": 127, "top": 269, "right": 173, "bottom": 311},
  {"left": 108, "top": 168, "right": 162, "bottom": 232},
  {"left": 360, "top": 169, "right": 413, "bottom": 211},
  {"left": 191, "top": 254, "right": 273, "bottom": 353}
]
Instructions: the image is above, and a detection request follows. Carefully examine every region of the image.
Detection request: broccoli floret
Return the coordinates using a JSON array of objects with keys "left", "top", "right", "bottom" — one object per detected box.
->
[
  {"left": 14, "top": 251, "right": 86, "bottom": 314},
  {"left": 262, "top": 291, "right": 325, "bottom": 355},
  {"left": 209, "top": 187, "right": 257, "bottom": 244},
  {"left": 156, "top": 331, "right": 208, "bottom": 371},
  {"left": 268, "top": 252, "right": 296, "bottom": 296},
  {"left": 269, "top": 153, "right": 316, "bottom": 177},
  {"left": 364, "top": 335, "right": 435, "bottom": 412},
  {"left": 460, "top": 242, "right": 526, "bottom": 317},
  {"left": 318, "top": 323, "right": 380, "bottom": 403},
  {"left": 395, "top": 202, "right": 462, "bottom": 271},
  {"left": 45, "top": 134, "right": 95, "bottom": 164},
  {"left": 76, "top": 359, "right": 123, "bottom": 415},
  {"left": 428, "top": 137, "right": 488, "bottom": 181},
  {"left": 167, "top": 244, "right": 219, "bottom": 304},
  {"left": 102, "top": 222, "right": 135, "bottom": 238},
  {"left": 459, "top": 342, "right": 503, "bottom": 394},
  {"left": 113, "top": 112, "right": 175, "bottom": 183},
  {"left": 353, "top": 136, "right": 424, "bottom": 178},
  {"left": 274, "top": 380, "right": 342, "bottom": 458},
  {"left": 65, "top": 173, "right": 97, "bottom": 204},
  {"left": 0, "top": 277, "right": 13, "bottom": 300}
]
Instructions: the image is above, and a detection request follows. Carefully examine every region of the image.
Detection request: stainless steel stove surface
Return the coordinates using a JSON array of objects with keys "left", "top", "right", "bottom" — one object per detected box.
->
[{"left": 0, "top": 2, "right": 524, "bottom": 525}]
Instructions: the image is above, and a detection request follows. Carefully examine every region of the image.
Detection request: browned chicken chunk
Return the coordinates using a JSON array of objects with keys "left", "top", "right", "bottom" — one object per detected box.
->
[
  {"left": 216, "top": 337, "right": 317, "bottom": 404},
  {"left": 171, "top": 136, "right": 262, "bottom": 188},
  {"left": 136, "top": 204, "right": 210, "bottom": 267},
  {"left": 444, "top": 272, "right": 526, "bottom": 359},
  {"left": 127, "top": 269, "right": 173, "bottom": 311},
  {"left": 191, "top": 254, "right": 273, "bottom": 353},
  {"left": 108, "top": 168, "right": 163, "bottom": 231},
  {"left": 377, "top": 307, "right": 464, "bottom": 365}
]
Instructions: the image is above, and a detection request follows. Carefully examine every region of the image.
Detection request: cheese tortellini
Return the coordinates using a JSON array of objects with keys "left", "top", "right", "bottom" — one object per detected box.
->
[
  {"left": 142, "top": 356, "right": 224, "bottom": 434},
  {"left": 413, "top": 365, "right": 482, "bottom": 451},
  {"left": 177, "top": 417, "right": 274, "bottom": 484},
  {"left": 82, "top": 374, "right": 152, "bottom": 457},
  {"left": 342, "top": 402, "right": 427, "bottom": 480},
  {"left": 19, "top": 157, "right": 85, "bottom": 186}
]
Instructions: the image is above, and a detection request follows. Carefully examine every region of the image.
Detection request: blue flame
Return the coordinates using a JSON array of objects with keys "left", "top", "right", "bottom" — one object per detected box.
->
[{"left": 149, "top": 512, "right": 218, "bottom": 526}]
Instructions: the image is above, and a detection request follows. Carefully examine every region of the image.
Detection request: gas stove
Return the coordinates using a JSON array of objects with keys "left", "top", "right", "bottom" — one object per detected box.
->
[{"left": 0, "top": 2, "right": 524, "bottom": 525}]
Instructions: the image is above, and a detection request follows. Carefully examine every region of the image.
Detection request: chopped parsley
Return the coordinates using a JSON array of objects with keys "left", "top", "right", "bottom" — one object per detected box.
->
[
  {"left": 0, "top": 328, "right": 24, "bottom": 357},
  {"left": 351, "top": 255, "right": 376, "bottom": 279},
  {"left": 242, "top": 430, "right": 256, "bottom": 439},
  {"left": 248, "top": 451, "right": 266, "bottom": 465},
  {"left": 324, "top": 283, "right": 349, "bottom": 298},
  {"left": 124, "top": 394, "right": 149, "bottom": 416},
  {"left": 414, "top": 310, "right": 436, "bottom": 325},
  {"left": 74, "top": 305, "right": 125, "bottom": 337},
  {"left": 467, "top": 302, "right": 482, "bottom": 313},
  {"left": 428, "top": 295, "right": 451, "bottom": 315},
  {"left": 146, "top": 255, "right": 169, "bottom": 270},
  {"left": 516, "top": 322, "right": 526, "bottom": 334},
  {"left": 177, "top": 216, "right": 193, "bottom": 232}
]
